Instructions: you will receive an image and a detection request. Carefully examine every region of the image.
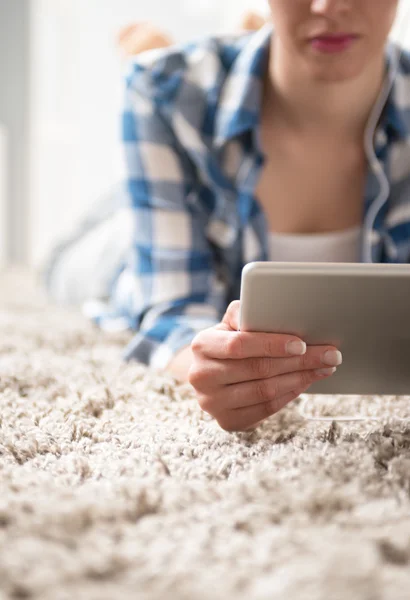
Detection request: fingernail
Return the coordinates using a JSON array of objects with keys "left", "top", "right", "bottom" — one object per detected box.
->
[
  {"left": 286, "top": 340, "right": 307, "bottom": 355},
  {"left": 315, "top": 367, "right": 337, "bottom": 377},
  {"left": 322, "top": 350, "right": 343, "bottom": 367}
]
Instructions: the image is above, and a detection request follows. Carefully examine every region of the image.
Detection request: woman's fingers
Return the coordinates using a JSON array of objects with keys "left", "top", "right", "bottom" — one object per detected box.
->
[
  {"left": 221, "top": 300, "right": 241, "bottom": 330},
  {"left": 216, "top": 385, "right": 309, "bottom": 432},
  {"left": 191, "top": 327, "right": 307, "bottom": 361},
  {"left": 197, "top": 366, "right": 336, "bottom": 414},
  {"left": 190, "top": 347, "right": 340, "bottom": 389}
]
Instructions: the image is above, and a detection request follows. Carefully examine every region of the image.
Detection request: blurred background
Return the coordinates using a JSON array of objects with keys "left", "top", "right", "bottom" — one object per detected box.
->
[{"left": 0, "top": 0, "right": 408, "bottom": 270}]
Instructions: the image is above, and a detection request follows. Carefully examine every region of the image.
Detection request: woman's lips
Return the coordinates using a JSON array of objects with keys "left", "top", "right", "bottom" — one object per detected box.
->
[{"left": 310, "top": 34, "right": 358, "bottom": 54}]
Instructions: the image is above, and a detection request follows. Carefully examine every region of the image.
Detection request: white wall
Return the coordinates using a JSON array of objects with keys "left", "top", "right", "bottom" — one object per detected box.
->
[
  {"left": 28, "top": 0, "right": 268, "bottom": 268},
  {"left": 0, "top": 0, "right": 30, "bottom": 264},
  {"left": 0, "top": 124, "right": 8, "bottom": 267},
  {"left": 392, "top": 0, "right": 410, "bottom": 46}
]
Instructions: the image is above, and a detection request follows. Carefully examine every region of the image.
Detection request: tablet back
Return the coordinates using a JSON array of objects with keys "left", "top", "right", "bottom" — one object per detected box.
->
[{"left": 239, "top": 262, "right": 410, "bottom": 394}]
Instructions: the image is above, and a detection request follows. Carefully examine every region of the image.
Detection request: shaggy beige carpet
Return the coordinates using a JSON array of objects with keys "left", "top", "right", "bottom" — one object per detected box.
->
[{"left": 1, "top": 268, "right": 410, "bottom": 600}]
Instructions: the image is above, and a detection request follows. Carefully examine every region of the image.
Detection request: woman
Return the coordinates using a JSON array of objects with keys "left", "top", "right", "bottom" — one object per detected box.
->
[{"left": 47, "top": 1, "right": 410, "bottom": 431}]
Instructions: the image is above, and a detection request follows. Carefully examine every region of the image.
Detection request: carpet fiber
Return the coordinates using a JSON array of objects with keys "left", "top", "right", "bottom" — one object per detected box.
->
[{"left": 1, "top": 268, "right": 410, "bottom": 600}]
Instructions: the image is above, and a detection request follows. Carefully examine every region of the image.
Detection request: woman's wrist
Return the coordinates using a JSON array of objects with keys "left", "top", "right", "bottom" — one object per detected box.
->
[{"left": 165, "top": 345, "right": 194, "bottom": 383}]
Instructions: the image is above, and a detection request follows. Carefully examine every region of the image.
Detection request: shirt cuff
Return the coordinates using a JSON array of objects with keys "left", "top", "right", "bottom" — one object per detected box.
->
[{"left": 123, "top": 318, "right": 218, "bottom": 369}]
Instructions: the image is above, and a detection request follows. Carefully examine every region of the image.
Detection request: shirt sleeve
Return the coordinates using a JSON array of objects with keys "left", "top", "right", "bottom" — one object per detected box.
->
[{"left": 88, "top": 64, "right": 228, "bottom": 369}]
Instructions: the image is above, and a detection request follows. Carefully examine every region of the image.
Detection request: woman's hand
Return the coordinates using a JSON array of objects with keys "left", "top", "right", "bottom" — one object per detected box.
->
[{"left": 188, "top": 301, "right": 342, "bottom": 432}]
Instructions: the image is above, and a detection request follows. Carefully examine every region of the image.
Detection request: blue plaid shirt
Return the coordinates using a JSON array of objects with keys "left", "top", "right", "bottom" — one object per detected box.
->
[{"left": 91, "top": 24, "right": 410, "bottom": 369}]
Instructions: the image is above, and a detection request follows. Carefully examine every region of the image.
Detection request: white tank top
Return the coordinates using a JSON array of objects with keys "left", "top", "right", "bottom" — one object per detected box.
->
[{"left": 268, "top": 224, "right": 362, "bottom": 262}]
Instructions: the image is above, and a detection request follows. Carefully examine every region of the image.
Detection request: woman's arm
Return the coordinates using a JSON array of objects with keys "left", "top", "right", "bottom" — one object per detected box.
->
[{"left": 94, "top": 60, "right": 228, "bottom": 371}]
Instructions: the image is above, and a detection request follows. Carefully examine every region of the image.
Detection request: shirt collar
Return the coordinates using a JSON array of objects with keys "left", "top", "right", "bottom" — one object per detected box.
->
[
  {"left": 214, "top": 24, "right": 272, "bottom": 148},
  {"left": 214, "top": 31, "right": 410, "bottom": 149},
  {"left": 382, "top": 43, "right": 409, "bottom": 142}
]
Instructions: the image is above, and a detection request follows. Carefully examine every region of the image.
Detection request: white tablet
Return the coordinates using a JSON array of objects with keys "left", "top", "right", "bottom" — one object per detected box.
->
[{"left": 239, "top": 261, "right": 410, "bottom": 395}]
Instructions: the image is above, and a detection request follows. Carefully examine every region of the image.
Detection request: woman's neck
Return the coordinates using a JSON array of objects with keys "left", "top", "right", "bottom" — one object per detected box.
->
[{"left": 264, "top": 39, "right": 387, "bottom": 141}]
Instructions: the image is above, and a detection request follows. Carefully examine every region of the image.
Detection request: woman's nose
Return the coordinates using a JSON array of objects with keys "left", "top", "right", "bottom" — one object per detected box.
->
[{"left": 311, "top": 0, "right": 350, "bottom": 15}]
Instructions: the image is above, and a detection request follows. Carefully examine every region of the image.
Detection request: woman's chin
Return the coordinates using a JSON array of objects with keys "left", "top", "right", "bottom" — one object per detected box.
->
[
  {"left": 304, "top": 46, "right": 369, "bottom": 84},
  {"left": 307, "top": 63, "right": 365, "bottom": 84}
]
